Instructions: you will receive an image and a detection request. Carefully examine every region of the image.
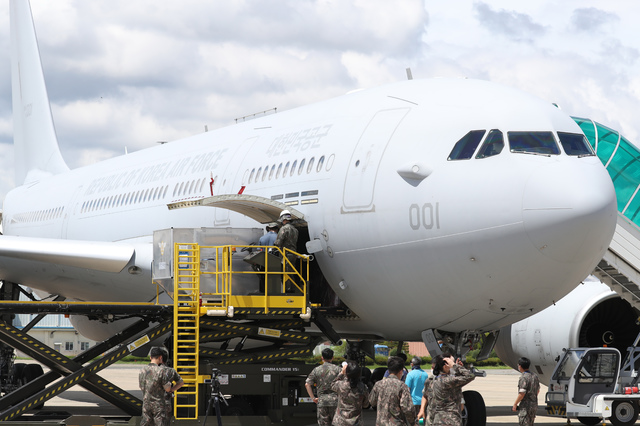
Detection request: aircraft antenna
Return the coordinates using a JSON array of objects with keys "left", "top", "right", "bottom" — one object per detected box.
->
[{"left": 406, "top": 68, "right": 413, "bottom": 80}]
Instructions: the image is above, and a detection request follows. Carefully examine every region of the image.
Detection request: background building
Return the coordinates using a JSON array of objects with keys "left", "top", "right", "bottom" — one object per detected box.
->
[{"left": 14, "top": 313, "right": 95, "bottom": 357}]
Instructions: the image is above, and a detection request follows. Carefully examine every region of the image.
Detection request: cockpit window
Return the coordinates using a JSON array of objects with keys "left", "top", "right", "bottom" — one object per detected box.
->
[
  {"left": 448, "top": 130, "right": 486, "bottom": 161},
  {"left": 476, "top": 129, "right": 504, "bottom": 159},
  {"left": 558, "top": 132, "right": 596, "bottom": 157},
  {"left": 508, "top": 131, "right": 560, "bottom": 155}
]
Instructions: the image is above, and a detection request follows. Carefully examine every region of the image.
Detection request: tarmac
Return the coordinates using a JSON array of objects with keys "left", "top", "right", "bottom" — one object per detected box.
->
[{"left": 14, "top": 363, "right": 579, "bottom": 426}]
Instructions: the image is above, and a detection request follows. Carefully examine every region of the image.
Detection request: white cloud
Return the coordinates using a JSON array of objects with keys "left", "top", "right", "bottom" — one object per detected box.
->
[
  {"left": 341, "top": 52, "right": 400, "bottom": 89},
  {"left": 422, "top": 0, "right": 640, "bottom": 142},
  {"left": 473, "top": 2, "right": 546, "bottom": 43},
  {"left": 571, "top": 7, "right": 619, "bottom": 33}
]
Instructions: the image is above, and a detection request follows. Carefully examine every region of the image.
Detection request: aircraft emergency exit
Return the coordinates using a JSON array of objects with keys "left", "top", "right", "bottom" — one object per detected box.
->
[{"left": 1, "top": 0, "right": 617, "bottom": 358}]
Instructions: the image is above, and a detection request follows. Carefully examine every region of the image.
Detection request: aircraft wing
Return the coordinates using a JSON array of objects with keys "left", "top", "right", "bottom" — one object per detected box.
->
[{"left": 0, "top": 235, "right": 134, "bottom": 273}]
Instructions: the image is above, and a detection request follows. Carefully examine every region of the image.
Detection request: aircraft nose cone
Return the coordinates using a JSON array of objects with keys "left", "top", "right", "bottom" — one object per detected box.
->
[{"left": 522, "top": 160, "right": 617, "bottom": 264}]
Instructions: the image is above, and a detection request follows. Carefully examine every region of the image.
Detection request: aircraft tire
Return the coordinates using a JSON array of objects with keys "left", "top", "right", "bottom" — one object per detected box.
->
[
  {"left": 462, "top": 390, "right": 486, "bottom": 426},
  {"left": 577, "top": 417, "right": 601, "bottom": 425},
  {"left": 22, "top": 363, "right": 44, "bottom": 381},
  {"left": 22, "top": 364, "right": 45, "bottom": 410},
  {"left": 370, "top": 367, "right": 386, "bottom": 386},
  {"left": 611, "top": 400, "right": 639, "bottom": 426},
  {"left": 10, "top": 363, "right": 25, "bottom": 386},
  {"left": 360, "top": 367, "right": 372, "bottom": 387}
]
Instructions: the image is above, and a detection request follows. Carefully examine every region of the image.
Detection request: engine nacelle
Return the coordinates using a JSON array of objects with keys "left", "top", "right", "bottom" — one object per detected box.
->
[{"left": 494, "top": 278, "right": 640, "bottom": 385}]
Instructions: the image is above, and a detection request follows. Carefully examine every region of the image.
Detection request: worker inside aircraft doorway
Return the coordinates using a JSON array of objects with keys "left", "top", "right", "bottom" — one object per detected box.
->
[{"left": 275, "top": 210, "right": 299, "bottom": 292}]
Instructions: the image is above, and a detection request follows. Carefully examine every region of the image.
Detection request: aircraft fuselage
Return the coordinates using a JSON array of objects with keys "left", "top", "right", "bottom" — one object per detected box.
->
[{"left": 1, "top": 78, "right": 617, "bottom": 341}]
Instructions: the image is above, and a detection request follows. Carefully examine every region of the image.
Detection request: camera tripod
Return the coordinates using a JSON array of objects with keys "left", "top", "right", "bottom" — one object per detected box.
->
[{"left": 202, "top": 369, "right": 228, "bottom": 426}]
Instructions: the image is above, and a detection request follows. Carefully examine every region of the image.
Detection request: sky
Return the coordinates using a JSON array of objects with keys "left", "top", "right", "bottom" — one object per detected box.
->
[{"left": 0, "top": 0, "right": 640, "bottom": 206}]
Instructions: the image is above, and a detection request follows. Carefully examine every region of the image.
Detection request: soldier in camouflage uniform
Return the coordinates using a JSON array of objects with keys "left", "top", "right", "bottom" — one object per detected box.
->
[
  {"left": 417, "top": 375, "right": 435, "bottom": 426},
  {"left": 305, "top": 348, "right": 341, "bottom": 425},
  {"left": 275, "top": 210, "right": 299, "bottom": 291},
  {"left": 274, "top": 210, "right": 298, "bottom": 252},
  {"left": 331, "top": 360, "right": 370, "bottom": 426},
  {"left": 139, "top": 347, "right": 184, "bottom": 426},
  {"left": 369, "top": 356, "right": 415, "bottom": 425},
  {"left": 430, "top": 354, "right": 475, "bottom": 426},
  {"left": 512, "top": 357, "right": 540, "bottom": 426}
]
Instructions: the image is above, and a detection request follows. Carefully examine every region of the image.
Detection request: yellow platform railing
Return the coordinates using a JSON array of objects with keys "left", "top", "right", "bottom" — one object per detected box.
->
[{"left": 198, "top": 244, "right": 310, "bottom": 314}]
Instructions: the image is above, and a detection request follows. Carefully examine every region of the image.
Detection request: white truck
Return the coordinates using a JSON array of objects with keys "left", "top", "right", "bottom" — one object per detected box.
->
[{"left": 545, "top": 342, "right": 640, "bottom": 426}]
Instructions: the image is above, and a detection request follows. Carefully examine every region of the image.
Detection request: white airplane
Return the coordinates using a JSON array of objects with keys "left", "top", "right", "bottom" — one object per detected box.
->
[{"left": 2, "top": 0, "right": 617, "bottom": 365}]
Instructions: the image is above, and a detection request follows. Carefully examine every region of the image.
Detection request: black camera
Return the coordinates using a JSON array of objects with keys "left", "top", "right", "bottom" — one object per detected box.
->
[{"left": 202, "top": 368, "right": 227, "bottom": 426}]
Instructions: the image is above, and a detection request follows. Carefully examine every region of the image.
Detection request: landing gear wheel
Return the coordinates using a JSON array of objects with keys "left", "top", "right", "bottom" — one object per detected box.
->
[
  {"left": 23, "top": 364, "right": 44, "bottom": 382},
  {"left": 611, "top": 400, "right": 639, "bottom": 426},
  {"left": 370, "top": 367, "right": 386, "bottom": 386},
  {"left": 462, "top": 390, "right": 486, "bottom": 426},
  {"left": 360, "top": 367, "right": 372, "bottom": 387},
  {"left": 10, "top": 363, "right": 25, "bottom": 386},
  {"left": 22, "top": 364, "right": 45, "bottom": 410},
  {"left": 577, "top": 417, "right": 601, "bottom": 425}
]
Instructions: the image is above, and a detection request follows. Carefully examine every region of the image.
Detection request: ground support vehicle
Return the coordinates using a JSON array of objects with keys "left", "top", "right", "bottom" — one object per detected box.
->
[{"left": 546, "top": 336, "right": 640, "bottom": 426}]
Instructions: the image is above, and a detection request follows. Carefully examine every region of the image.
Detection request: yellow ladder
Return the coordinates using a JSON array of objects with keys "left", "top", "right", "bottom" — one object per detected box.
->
[{"left": 173, "top": 243, "right": 201, "bottom": 419}]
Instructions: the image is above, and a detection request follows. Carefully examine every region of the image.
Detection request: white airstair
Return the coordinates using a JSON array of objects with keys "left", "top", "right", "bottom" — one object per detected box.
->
[{"left": 593, "top": 214, "right": 640, "bottom": 311}]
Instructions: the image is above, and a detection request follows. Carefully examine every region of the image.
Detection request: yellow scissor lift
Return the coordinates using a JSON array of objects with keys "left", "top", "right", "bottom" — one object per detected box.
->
[
  {"left": 171, "top": 243, "right": 316, "bottom": 420},
  {"left": 0, "top": 282, "right": 173, "bottom": 423}
]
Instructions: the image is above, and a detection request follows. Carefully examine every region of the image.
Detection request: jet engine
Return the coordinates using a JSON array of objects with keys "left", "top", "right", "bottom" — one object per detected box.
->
[{"left": 494, "top": 278, "right": 640, "bottom": 385}]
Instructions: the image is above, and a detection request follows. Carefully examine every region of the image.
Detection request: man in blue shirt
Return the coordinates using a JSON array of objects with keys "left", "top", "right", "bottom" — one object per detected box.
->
[
  {"left": 405, "top": 356, "right": 429, "bottom": 419},
  {"left": 258, "top": 222, "right": 278, "bottom": 248}
]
